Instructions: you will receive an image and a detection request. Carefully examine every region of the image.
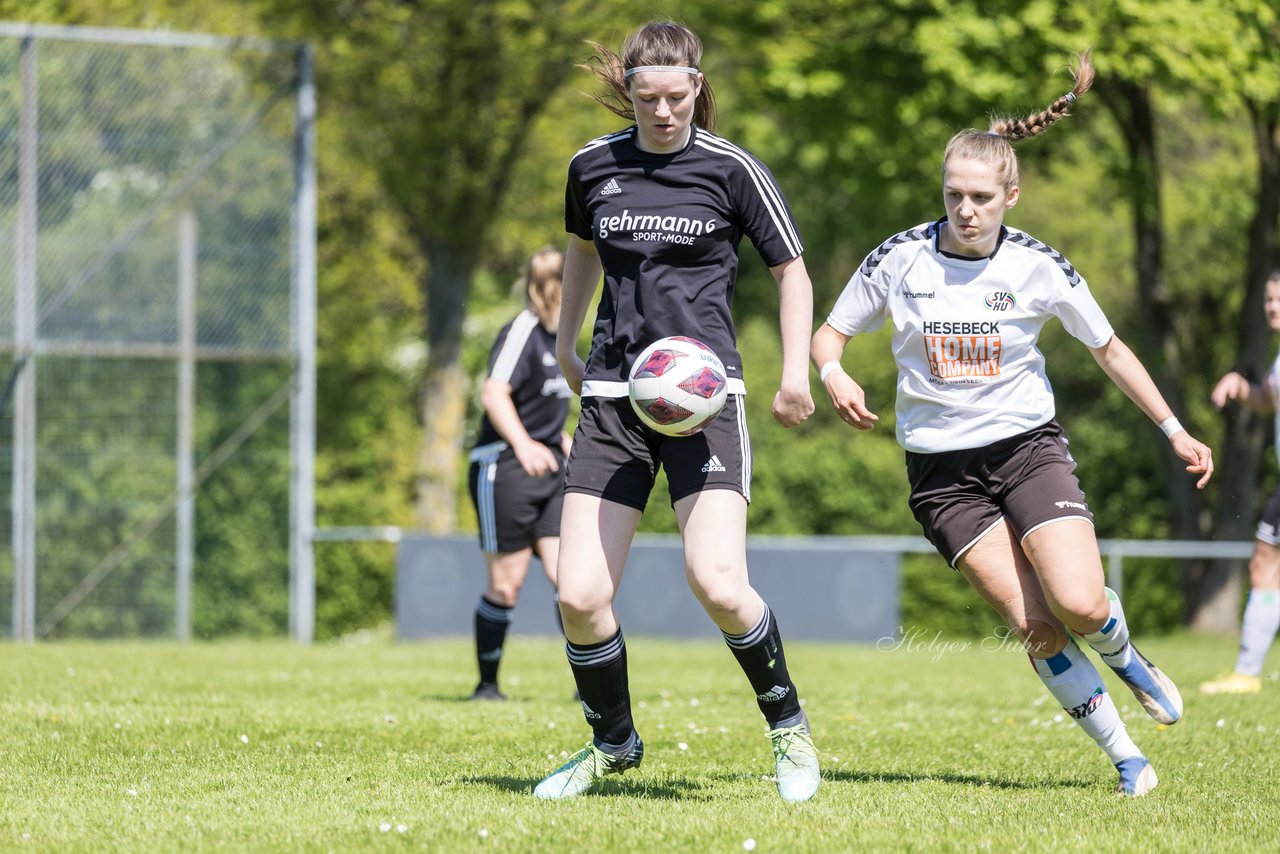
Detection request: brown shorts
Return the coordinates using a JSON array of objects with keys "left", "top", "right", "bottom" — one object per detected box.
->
[
  {"left": 905, "top": 420, "right": 1093, "bottom": 567},
  {"left": 564, "top": 395, "right": 751, "bottom": 511}
]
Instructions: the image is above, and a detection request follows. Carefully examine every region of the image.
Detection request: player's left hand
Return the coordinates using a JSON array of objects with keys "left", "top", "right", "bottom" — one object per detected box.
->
[
  {"left": 772, "top": 383, "right": 814, "bottom": 428},
  {"left": 1171, "top": 431, "right": 1213, "bottom": 489}
]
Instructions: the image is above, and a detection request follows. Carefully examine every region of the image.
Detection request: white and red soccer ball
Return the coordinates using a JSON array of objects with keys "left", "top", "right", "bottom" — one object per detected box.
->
[{"left": 627, "top": 336, "right": 729, "bottom": 436}]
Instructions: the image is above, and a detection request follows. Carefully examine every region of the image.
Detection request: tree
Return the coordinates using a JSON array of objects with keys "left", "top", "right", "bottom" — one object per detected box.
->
[{"left": 271, "top": 0, "right": 617, "bottom": 531}]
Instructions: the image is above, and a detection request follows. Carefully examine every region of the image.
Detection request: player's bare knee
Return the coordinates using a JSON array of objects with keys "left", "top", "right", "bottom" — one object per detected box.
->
[
  {"left": 1050, "top": 591, "right": 1108, "bottom": 631},
  {"left": 554, "top": 589, "right": 609, "bottom": 623},
  {"left": 486, "top": 584, "right": 520, "bottom": 608},
  {"left": 688, "top": 577, "right": 746, "bottom": 620}
]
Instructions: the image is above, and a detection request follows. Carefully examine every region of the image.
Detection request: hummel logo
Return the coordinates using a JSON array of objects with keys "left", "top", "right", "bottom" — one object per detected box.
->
[
  {"left": 757, "top": 685, "right": 790, "bottom": 703},
  {"left": 581, "top": 701, "right": 602, "bottom": 720},
  {"left": 599, "top": 177, "right": 622, "bottom": 196},
  {"left": 701, "top": 455, "right": 726, "bottom": 473}
]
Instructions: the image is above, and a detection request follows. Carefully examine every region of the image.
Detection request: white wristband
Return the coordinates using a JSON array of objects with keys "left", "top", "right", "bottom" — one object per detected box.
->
[
  {"left": 1158, "top": 416, "right": 1183, "bottom": 438},
  {"left": 819, "top": 361, "right": 842, "bottom": 382}
]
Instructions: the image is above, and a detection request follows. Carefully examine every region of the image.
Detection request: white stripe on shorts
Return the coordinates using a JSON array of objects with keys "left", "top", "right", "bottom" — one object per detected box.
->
[{"left": 472, "top": 444, "right": 504, "bottom": 553}]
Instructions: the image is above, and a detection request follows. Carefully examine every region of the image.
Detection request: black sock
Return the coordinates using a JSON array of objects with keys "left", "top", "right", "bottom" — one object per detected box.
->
[
  {"left": 566, "top": 629, "right": 636, "bottom": 750},
  {"left": 723, "top": 605, "right": 804, "bottom": 728},
  {"left": 474, "top": 596, "right": 512, "bottom": 686}
]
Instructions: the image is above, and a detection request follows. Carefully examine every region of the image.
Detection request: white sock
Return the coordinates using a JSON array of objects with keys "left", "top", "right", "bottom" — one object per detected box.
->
[
  {"left": 1235, "top": 589, "right": 1280, "bottom": 676},
  {"left": 1080, "top": 587, "right": 1133, "bottom": 669},
  {"left": 1031, "top": 639, "right": 1141, "bottom": 764}
]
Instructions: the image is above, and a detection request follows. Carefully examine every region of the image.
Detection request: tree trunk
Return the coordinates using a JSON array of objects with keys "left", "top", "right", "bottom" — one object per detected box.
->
[
  {"left": 414, "top": 238, "right": 479, "bottom": 533},
  {"left": 1101, "top": 81, "right": 1216, "bottom": 620},
  {"left": 1200, "top": 102, "right": 1280, "bottom": 629}
]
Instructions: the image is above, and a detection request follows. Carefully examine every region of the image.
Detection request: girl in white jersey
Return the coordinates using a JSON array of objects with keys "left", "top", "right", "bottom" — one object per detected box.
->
[
  {"left": 1201, "top": 269, "right": 1280, "bottom": 695},
  {"left": 812, "top": 51, "right": 1214, "bottom": 797},
  {"left": 534, "top": 21, "right": 821, "bottom": 803}
]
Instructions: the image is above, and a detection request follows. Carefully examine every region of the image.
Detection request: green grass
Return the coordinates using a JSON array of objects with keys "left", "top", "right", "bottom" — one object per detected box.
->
[{"left": 2, "top": 630, "right": 1277, "bottom": 852}]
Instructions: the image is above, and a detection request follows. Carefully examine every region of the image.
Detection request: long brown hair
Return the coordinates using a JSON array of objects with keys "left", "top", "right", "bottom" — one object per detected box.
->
[
  {"left": 579, "top": 21, "right": 717, "bottom": 131},
  {"left": 523, "top": 247, "right": 563, "bottom": 329},
  {"left": 943, "top": 50, "right": 1095, "bottom": 190}
]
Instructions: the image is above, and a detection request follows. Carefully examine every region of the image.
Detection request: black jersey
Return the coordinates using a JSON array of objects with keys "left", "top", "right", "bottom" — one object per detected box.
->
[
  {"left": 565, "top": 125, "right": 804, "bottom": 389},
  {"left": 474, "top": 309, "right": 572, "bottom": 448}
]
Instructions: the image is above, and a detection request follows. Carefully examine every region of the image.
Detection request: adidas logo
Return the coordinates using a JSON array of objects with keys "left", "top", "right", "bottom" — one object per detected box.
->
[
  {"left": 581, "top": 701, "right": 602, "bottom": 720},
  {"left": 599, "top": 177, "right": 622, "bottom": 196},
  {"left": 757, "top": 685, "right": 790, "bottom": 703},
  {"left": 701, "top": 455, "right": 726, "bottom": 473}
]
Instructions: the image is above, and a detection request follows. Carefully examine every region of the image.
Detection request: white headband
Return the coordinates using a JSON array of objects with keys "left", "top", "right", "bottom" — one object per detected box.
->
[{"left": 624, "top": 65, "right": 699, "bottom": 79}]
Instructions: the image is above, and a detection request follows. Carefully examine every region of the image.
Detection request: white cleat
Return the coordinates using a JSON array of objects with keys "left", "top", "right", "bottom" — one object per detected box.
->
[
  {"left": 532, "top": 738, "right": 643, "bottom": 800},
  {"left": 768, "top": 723, "right": 820, "bottom": 803}
]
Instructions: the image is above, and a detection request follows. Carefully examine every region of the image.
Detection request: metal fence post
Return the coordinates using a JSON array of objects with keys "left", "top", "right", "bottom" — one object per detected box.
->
[
  {"left": 12, "top": 35, "right": 38, "bottom": 642},
  {"left": 289, "top": 43, "right": 318, "bottom": 644}
]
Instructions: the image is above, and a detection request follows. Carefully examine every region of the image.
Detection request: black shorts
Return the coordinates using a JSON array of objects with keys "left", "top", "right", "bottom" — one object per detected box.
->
[
  {"left": 468, "top": 443, "right": 566, "bottom": 554},
  {"left": 564, "top": 395, "right": 751, "bottom": 511},
  {"left": 1256, "top": 485, "right": 1280, "bottom": 545},
  {"left": 905, "top": 420, "right": 1093, "bottom": 567}
]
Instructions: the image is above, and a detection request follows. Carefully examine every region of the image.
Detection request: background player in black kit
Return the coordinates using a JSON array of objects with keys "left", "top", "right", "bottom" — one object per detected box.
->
[
  {"left": 467, "top": 247, "right": 572, "bottom": 701},
  {"left": 533, "top": 21, "right": 821, "bottom": 802}
]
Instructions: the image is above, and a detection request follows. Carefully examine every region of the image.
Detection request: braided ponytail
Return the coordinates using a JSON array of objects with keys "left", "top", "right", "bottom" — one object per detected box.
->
[
  {"left": 990, "top": 50, "right": 1095, "bottom": 142},
  {"left": 944, "top": 49, "right": 1095, "bottom": 191}
]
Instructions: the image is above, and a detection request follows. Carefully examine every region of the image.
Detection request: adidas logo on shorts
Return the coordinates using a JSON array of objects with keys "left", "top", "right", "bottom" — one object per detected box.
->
[{"left": 701, "top": 455, "right": 726, "bottom": 473}]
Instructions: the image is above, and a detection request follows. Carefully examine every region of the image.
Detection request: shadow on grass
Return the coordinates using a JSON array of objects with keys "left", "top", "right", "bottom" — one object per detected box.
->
[
  {"left": 460, "top": 775, "right": 712, "bottom": 800},
  {"left": 824, "top": 768, "right": 1092, "bottom": 791}
]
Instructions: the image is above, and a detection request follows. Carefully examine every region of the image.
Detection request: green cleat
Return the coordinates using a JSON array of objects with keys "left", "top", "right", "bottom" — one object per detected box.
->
[
  {"left": 768, "top": 723, "right": 820, "bottom": 803},
  {"left": 532, "top": 737, "right": 644, "bottom": 800}
]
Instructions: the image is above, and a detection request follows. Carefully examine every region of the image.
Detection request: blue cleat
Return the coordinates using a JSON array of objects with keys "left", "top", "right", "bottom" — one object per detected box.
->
[
  {"left": 1114, "top": 755, "right": 1158, "bottom": 797},
  {"left": 1106, "top": 643, "right": 1183, "bottom": 725}
]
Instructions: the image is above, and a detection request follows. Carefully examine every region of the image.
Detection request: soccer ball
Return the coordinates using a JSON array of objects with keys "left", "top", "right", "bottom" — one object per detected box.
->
[{"left": 627, "top": 336, "right": 729, "bottom": 436}]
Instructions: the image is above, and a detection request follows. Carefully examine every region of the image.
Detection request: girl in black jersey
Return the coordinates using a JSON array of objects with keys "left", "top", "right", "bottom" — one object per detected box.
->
[
  {"left": 533, "top": 21, "right": 821, "bottom": 802},
  {"left": 467, "top": 248, "right": 573, "bottom": 701},
  {"left": 812, "top": 52, "right": 1213, "bottom": 797}
]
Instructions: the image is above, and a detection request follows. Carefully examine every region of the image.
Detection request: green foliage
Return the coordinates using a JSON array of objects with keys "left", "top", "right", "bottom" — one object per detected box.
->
[{"left": 7, "top": 0, "right": 1280, "bottom": 637}]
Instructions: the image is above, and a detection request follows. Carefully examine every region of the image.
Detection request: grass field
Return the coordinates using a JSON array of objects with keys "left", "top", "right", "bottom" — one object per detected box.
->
[{"left": 2, "top": 629, "right": 1277, "bottom": 852}]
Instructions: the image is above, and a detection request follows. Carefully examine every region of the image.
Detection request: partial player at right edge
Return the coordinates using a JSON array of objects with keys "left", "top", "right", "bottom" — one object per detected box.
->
[{"left": 1201, "top": 269, "right": 1280, "bottom": 696}]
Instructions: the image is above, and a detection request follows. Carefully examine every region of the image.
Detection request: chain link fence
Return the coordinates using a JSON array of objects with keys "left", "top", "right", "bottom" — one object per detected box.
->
[{"left": 0, "top": 23, "right": 315, "bottom": 640}]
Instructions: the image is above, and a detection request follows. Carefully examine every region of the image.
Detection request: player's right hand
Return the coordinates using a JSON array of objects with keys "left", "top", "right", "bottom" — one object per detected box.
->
[
  {"left": 514, "top": 440, "right": 559, "bottom": 477},
  {"left": 1210, "top": 371, "right": 1250, "bottom": 410},
  {"left": 824, "top": 371, "right": 879, "bottom": 430}
]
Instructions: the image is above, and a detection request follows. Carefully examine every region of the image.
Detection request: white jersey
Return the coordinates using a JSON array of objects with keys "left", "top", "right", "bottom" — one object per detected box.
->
[{"left": 826, "top": 220, "right": 1114, "bottom": 453}]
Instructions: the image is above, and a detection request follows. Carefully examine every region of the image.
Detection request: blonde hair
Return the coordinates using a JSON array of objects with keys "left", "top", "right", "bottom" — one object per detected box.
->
[
  {"left": 943, "top": 50, "right": 1095, "bottom": 190},
  {"left": 579, "top": 21, "right": 717, "bottom": 131},
  {"left": 522, "top": 247, "right": 563, "bottom": 328}
]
